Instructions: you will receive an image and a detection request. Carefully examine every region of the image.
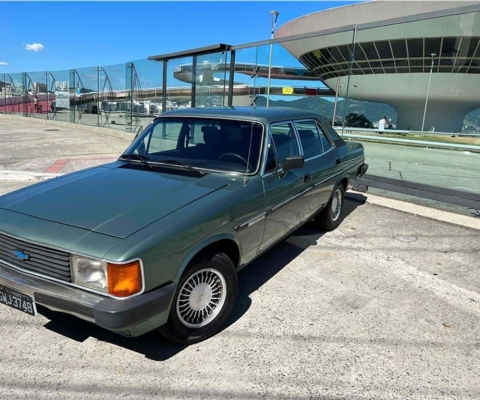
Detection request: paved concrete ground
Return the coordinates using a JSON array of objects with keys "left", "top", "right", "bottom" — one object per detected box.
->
[
  {"left": 15, "top": 109, "right": 156, "bottom": 133},
  {"left": 0, "top": 115, "right": 480, "bottom": 399},
  {"left": 0, "top": 115, "right": 132, "bottom": 170},
  {"left": 0, "top": 114, "right": 133, "bottom": 195}
]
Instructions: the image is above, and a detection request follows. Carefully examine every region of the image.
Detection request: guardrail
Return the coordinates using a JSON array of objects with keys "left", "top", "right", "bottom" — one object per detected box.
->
[
  {"left": 335, "top": 126, "right": 480, "bottom": 137},
  {"left": 336, "top": 129, "right": 480, "bottom": 153},
  {"left": 336, "top": 127, "right": 410, "bottom": 136},
  {"left": 353, "top": 174, "right": 480, "bottom": 211}
]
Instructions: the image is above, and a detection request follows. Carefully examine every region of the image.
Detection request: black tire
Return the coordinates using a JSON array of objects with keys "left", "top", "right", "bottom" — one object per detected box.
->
[
  {"left": 315, "top": 184, "right": 345, "bottom": 231},
  {"left": 158, "top": 252, "right": 238, "bottom": 345}
]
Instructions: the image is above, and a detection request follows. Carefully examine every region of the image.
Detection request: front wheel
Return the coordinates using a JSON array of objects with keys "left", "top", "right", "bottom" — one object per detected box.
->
[
  {"left": 158, "top": 252, "right": 238, "bottom": 345},
  {"left": 315, "top": 184, "right": 345, "bottom": 231}
]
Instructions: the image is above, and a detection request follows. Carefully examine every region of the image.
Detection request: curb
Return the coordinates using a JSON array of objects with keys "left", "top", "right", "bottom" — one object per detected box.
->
[
  {"left": 348, "top": 190, "right": 480, "bottom": 231},
  {"left": 0, "top": 170, "right": 63, "bottom": 182}
]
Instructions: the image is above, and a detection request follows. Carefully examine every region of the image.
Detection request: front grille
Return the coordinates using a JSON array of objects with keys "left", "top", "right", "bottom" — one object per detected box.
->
[{"left": 0, "top": 232, "right": 71, "bottom": 282}]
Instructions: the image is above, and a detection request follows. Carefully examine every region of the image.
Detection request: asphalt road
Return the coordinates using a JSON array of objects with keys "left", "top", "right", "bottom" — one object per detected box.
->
[
  {"left": 360, "top": 141, "right": 480, "bottom": 194},
  {"left": 1, "top": 196, "right": 479, "bottom": 400}
]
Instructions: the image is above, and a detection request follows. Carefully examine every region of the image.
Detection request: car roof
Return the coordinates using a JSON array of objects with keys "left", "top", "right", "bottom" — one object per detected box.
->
[{"left": 156, "top": 106, "right": 328, "bottom": 125}]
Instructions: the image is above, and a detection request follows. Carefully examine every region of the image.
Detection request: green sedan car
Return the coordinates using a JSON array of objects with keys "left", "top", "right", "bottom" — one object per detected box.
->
[{"left": 0, "top": 107, "right": 367, "bottom": 344}]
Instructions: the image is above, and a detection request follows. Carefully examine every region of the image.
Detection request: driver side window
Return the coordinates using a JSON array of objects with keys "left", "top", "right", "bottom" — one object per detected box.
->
[
  {"left": 265, "top": 136, "right": 278, "bottom": 173},
  {"left": 149, "top": 122, "right": 182, "bottom": 153},
  {"left": 134, "top": 122, "right": 184, "bottom": 155},
  {"left": 269, "top": 122, "right": 300, "bottom": 169}
]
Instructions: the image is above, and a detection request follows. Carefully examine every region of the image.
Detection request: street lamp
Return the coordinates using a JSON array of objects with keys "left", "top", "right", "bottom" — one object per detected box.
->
[
  {"left": 266, "top": 10, "right": 279, "bottom": 108},
  {"left": 421, "top": 53, "right": 436, "bottom": 133},
  {"left": 332, "top": 77, "right": 341, "bottom": 126}
]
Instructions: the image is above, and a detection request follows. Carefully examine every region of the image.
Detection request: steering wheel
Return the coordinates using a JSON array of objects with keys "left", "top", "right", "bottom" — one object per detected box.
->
[{"left": 217, "top": 153, "right": 253, "bottom": 172}]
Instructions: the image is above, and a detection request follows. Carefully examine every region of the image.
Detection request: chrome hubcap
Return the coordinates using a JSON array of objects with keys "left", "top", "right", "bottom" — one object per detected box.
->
[
  {"left": 176, "top": 268, "right": 227, "bottom": 328},
  {"left": 331, "top": 189, "right": 342, "bottom": 221}
]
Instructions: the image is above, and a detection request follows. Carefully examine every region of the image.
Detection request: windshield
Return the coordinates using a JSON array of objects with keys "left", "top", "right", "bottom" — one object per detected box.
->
[{"left": 121, "top": 117, "right": 264, "bottom": 174}]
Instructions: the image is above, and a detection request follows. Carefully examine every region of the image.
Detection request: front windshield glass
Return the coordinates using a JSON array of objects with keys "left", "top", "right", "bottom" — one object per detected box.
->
[{"left": 121, "top": 117, "right": 264, "bottom": 174}]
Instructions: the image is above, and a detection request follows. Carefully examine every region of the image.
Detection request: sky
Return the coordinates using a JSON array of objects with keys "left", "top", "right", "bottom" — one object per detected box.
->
[
  {"left": 0, "top": 1, "right": 362, "bottom": 96},
  {"left": 0, "top": 1, "right": 362, "bottom": 70}
]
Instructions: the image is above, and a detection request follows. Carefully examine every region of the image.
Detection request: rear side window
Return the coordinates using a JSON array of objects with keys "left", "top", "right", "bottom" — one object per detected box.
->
[
  {"left": 315, "top": 122, "right": 333, "bottom": 152},
  {"left": 318, "top": 120, "right": 346, "bottom": 148},
  {"left": 294, "top": 120, "right": 323, "bottom": 159}
]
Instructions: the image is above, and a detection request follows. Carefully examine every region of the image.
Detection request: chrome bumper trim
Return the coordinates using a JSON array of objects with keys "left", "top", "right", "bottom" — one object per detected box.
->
[{"left": 0, "top": 262, "right": 103, "bottom": 322}]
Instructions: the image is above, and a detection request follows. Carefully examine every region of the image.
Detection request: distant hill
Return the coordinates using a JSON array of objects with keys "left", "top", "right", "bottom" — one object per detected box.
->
[
  {"left": 254, "top": 96, "right": 480, "bottom": 133},
  {"left": 255, "top": 95, "right": 397, "bottom": 123}
]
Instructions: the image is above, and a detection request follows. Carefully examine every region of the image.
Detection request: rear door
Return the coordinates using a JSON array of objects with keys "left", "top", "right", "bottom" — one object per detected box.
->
[{"left": 293, "top": 119, "right": 342, "bottom": 215}]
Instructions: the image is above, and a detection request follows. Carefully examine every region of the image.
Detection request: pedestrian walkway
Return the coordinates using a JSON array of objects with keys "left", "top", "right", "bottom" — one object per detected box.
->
[{"left": 0, "top": 114, "right": 133, "bottom": 193}]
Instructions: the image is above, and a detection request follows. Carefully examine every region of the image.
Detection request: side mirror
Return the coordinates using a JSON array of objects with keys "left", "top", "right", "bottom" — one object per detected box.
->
[{"left": 283, "top": 155, "right": 304, "bottom": 172}]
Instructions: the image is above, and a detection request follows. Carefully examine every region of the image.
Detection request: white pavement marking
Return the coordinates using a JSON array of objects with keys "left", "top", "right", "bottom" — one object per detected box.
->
[{"left": 374, "top": 251, "right": 480, "bottom": 316}]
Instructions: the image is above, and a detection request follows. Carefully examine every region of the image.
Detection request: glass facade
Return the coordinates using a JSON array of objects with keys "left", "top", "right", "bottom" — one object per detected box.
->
[
  {"left": 193, "top": 50, "right": 230, "bottom": 108},
  {"left": 299, "top": 36, "right": 480, "bottom": 80},
  {"left": 346, "top": 8, "right": 480, "bottom": 212},
  {"left": 97, "top": 63, "right": 126, "bottom": 131},
  {"left": 1, "top": 73, "right": 23, "bottom": 116}
]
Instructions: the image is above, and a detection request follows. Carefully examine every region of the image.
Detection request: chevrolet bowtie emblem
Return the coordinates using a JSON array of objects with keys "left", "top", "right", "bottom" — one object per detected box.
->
[{"left": 12, "top": 249, "right": 30, "bottom": 261}]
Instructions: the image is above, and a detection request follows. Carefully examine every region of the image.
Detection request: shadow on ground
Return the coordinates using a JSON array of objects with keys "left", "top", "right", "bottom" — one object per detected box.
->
[{"left": 39, "top": 194, "right": 367, "bottom": 361}]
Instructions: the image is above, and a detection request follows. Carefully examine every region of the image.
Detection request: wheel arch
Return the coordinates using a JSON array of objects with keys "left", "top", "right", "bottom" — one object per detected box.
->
[
  {"left": 337, "top": 176, "right": 349, "bottom": 191},
  {"left": 330, "top": 176, "right": 348, "bottom": 201},
  {"left": 173, "top": 234, "right": 241, "bottom": 285}
]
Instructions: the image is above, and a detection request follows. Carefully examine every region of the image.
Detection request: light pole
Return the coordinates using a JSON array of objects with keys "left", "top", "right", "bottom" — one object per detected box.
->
[
  {"left": 266, "top": 10, "right": 279, "bottom": 108},
  {"left": 421, "top": 53, "right": 436, "bottom": 133},
  {"left": 45, "top": 72, "right": 49, "bottom": 120},
  {"left": 332, "top": 76, "right": 341, "bottom": 126},
  {"left": 96, "top": 66, "right": 100, "bottom": 127}
]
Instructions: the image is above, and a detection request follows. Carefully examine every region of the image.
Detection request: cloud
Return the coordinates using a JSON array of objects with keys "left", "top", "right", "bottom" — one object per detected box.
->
[
  {"left": 25, "top": 43, "right": 44, "bottom": 52},
  {"left": 0, "top": 61, "right": 9, "bottom": 66}
]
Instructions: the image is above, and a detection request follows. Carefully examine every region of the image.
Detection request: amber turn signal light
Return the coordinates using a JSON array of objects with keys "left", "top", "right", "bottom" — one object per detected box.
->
[{"left": 107, "top": 261, "right": 142, "bottom": 297}]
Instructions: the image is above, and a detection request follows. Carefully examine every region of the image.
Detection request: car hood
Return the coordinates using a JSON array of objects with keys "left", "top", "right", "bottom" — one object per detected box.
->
[{"left": 0, "top": 163, "right": 228, "bottom": 239}]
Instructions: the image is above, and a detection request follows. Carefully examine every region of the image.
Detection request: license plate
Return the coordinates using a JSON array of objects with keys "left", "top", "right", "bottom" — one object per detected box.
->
[{"left": 0, "top": 284, "right": 37, "bottom": 316}]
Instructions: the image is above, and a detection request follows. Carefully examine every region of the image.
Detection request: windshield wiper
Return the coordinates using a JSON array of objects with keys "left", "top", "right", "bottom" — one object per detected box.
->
[
  {"left": 120, "top": 153, "right": 152, "bottom": 168},
  {"left": 158, "top": 159, "right": 206, "bottom": 177},
  {"left": 120, "top": 155, "right": 205, "bottom": 177}
]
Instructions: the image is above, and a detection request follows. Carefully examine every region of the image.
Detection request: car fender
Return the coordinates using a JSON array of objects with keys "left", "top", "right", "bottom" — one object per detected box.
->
[
  {"left": 326, "top": 173, "right": 349, "bottom": 201},
  {"left": 172, "top": 232, "right": 241, "bottom": 285}
]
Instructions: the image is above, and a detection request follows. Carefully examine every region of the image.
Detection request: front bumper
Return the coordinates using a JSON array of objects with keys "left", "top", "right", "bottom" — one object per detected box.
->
[{"left": 0, "top": 262, "right": 175, "bottom": 337}]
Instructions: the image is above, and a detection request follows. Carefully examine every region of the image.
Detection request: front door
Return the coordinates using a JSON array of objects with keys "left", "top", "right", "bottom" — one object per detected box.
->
[{"left": 259, "top": 122, "right": 312, "bottom": 253}]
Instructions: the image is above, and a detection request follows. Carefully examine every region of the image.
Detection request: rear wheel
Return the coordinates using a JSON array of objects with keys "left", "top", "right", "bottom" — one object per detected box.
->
[
  {"left": 158, "top": 252, "right": 238, "bottom": 345},
  {"left": 315, "top": 184, "right": 345, "bottom": 231}
]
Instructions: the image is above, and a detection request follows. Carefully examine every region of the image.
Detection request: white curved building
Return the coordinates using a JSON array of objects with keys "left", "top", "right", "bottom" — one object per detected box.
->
[{"left": 276, "top": 1, "right": 480, "bottom": 132}]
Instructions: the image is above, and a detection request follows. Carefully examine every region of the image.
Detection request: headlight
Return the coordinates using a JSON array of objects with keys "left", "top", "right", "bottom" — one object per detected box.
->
[
  {"left": 71, "top": 255, "right": 143, "bottom": 297},
  {"left": 71, "top": 256, "right": 108, "bottom": 292}
]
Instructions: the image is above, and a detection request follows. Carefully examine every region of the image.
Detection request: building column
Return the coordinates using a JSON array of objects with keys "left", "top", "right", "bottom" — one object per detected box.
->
[{"left": 391, "top": 100, "right": 477, "bottom": 133}]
